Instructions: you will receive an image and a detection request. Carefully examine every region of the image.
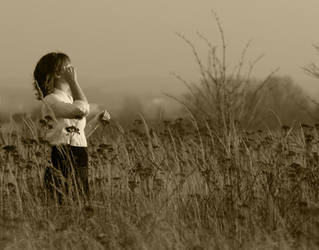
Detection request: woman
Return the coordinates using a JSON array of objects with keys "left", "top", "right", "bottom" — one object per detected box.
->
[{"left": 33, "top": 52, "right": 110, "bottom": 204}]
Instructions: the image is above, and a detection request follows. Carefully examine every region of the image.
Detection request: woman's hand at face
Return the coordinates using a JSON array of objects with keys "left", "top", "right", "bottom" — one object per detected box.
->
[{"left": 61, "top": 64, "right": 78, "bottom": 84}]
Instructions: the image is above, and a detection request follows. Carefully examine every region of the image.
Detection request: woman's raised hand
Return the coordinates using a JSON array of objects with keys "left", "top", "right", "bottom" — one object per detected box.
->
[{"left": 62, "top": 64, "right": 78, "bottom": 84}]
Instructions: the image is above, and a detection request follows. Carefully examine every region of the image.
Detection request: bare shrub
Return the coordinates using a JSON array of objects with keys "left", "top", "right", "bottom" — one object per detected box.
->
[{"left": 170, "top": 11, "right": 279, "bottom": 132}]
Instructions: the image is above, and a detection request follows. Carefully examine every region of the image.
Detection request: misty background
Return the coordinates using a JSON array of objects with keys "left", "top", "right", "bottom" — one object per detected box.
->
[{"left": 1, "top": 0, "right": 319, "bottom": 124}]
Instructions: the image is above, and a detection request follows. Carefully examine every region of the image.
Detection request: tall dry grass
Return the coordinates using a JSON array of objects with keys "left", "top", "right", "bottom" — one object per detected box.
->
[{"left": 1, "top": 116, "right": 319, "bottom": 249}]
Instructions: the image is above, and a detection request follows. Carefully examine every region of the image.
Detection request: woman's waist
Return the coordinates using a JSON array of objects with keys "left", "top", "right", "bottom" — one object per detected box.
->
[
  {"left": 53, "top": 118, "right": 86, "bottom": 129},
  {"left": 46, "top": 126, "right": 86, "bottom": 136},
  {"left": 51, "top": 144, "right": 88, "bottom": 150},
  {"left": 46, "top": 131, "right": 87, "bottom": 147}
]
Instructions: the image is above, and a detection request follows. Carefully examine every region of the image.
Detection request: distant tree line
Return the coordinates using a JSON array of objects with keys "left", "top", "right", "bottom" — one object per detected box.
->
[{"left": 181, "top": 75, "right": 315, "bottom": 129}]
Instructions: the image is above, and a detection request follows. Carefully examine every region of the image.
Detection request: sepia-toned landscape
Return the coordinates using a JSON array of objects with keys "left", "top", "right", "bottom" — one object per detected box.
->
[{"left": 2, "top": 1, "right": 319, "bottom": 249}]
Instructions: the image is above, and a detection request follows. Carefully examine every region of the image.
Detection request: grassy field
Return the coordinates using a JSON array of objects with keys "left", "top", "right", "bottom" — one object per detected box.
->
[{"left": 1, "top": 116, "right": 319, "bottom": 250}]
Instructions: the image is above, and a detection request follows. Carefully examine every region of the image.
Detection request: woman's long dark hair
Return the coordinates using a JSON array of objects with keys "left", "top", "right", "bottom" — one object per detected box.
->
[{"left": 33, "top": 52, "right": 70, "bottom": 100}]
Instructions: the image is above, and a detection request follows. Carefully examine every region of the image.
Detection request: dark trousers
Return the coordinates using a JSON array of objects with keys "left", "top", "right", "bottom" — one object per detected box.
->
[{"left": 44, "top": 145, "right": 89, "bottom": 203}]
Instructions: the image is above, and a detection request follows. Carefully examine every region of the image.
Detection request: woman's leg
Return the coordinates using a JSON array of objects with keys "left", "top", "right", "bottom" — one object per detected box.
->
[
  {"left": 44, "top": 145, "right": 71, "bottom": 203},
  {"left": 70, "top": 146, "right": 90, "bottom": 202}
]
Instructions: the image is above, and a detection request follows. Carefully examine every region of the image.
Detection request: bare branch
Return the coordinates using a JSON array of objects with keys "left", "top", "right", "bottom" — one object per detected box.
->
[
  {"left": 236, "top": 39, "right": 253, "bottom": 79},
  {"left": 212, "top": 10, "right": 227, "bottom": 83}
]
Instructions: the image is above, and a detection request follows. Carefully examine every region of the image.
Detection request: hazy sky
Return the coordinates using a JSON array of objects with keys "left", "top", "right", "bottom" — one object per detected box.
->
[{"left": 1, "top": 0, "right": 319, "bottom": 92}]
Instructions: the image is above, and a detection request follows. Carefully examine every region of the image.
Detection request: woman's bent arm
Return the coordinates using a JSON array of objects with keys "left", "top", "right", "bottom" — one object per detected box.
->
[
  {"left": 45, "top": 95, "right": 90, "bottom": 119},
  {"left": 63, "top": 65, "right": 88, "bottom": 104},
  {"left": 69, "top": 80, "right": 88, "bottom": 104}
]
